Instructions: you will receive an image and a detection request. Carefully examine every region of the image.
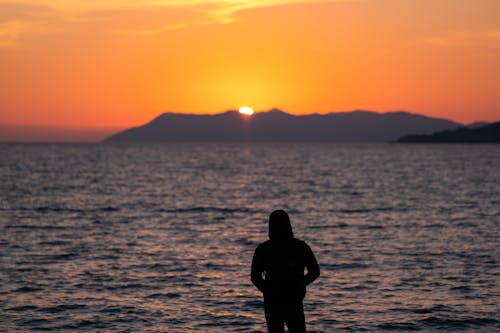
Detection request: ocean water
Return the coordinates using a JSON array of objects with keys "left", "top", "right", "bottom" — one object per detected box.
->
[{"left": 0, "top": 143, "right": 499, "bottom": 332}]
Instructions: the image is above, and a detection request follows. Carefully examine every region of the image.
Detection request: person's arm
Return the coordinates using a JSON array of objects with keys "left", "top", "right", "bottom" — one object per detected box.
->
[
  {"left": 251, "top": 246, "right": 265, "bottom": 293},
  {"left": 304, "top": 243, "right": 320, "bottom": 286}
]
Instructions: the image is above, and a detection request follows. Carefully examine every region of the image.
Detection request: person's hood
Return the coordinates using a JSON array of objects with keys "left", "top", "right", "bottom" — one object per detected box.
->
[{"left": 269, "top": 210, "right": 294, "bottom": 241}]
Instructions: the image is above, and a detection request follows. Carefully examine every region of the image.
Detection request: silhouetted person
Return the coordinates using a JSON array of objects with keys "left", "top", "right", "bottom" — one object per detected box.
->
[{"left": 251, "top": 210, "right": 320, "bottom": 333}]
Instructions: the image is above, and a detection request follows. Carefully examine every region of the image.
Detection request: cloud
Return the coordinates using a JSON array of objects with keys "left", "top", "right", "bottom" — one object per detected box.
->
[
  {"left": 0, "top": 21, "right": 23, "bottom": 46},
  {"left": 82, "top": 5, "right": 219, "bottom": 35},
  {"left": 423, "top": 29, "right": 500, "bottom": 47},
  {"left": 392, "top": 26, "right": 500, "bottom": 59},
  {"left": 0, "top": 3, "right": 60, "bottom": 46},
  {"left": 0, "top": 1, "right": 356, "bottom": 39}
]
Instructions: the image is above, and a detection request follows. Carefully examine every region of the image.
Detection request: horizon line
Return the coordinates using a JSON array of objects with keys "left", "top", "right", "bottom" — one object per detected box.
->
[
  {"left": 3, "top": 108, "right": 485, "bottom": 129},
  {"left": 1, "top": 109, "right": 496, "bottom": 143}
]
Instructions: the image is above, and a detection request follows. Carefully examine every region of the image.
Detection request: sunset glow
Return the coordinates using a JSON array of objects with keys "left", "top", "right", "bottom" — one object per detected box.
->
[{"left": 0, "top": 0, "right": 499, "bottom": 140}]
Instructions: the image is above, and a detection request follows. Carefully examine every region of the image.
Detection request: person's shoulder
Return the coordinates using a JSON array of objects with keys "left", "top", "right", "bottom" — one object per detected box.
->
[
  {"left": 256, "top": 240, "right": 272, "bottom": 251},
  {"left": 292, "top": 238, "right": 306, "bottom": 245},
  {"left": 292, "top": 238, "right": 311, "bottom": 250}
]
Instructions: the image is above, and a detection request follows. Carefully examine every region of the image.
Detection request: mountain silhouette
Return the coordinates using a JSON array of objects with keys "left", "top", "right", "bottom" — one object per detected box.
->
[
  {"left": 466, "top": 121, "right": 490, "bottom": 129},
  {"left": 104, "top": 109, "right": 461, "bottom": 142},
  {"left": 397, "top": 121, "right": 500, "bottom": 143}
]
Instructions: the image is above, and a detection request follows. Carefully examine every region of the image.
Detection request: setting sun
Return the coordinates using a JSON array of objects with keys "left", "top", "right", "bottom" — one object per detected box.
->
[{"left": 239, "top": 106, "right": 254, "bottom": 115}]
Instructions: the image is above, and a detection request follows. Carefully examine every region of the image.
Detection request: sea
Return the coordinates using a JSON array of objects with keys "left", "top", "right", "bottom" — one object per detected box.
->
[{"left": 0, "top": 143, "right": 499, "bottom": 332}]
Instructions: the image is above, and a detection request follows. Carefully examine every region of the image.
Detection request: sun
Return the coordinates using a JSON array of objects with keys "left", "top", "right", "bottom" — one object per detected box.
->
[{"left": 239, "top": 106, "right": 254, "bottom": 115}]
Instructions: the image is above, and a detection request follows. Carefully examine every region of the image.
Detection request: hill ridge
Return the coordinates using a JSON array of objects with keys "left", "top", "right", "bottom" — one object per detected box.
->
[{"left": 105, "top": 109, "right": 461, "bottom": 142}]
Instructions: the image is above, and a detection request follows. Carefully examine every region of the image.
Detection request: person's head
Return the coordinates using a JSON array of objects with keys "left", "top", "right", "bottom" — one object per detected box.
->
[{"left": 269, "top": 210, "right": 294, "bottom": 241}]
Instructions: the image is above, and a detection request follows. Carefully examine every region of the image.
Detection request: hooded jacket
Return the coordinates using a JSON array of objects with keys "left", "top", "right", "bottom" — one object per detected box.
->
[{"left": 251, "top": 211, "right": 320, "bottom": 302}]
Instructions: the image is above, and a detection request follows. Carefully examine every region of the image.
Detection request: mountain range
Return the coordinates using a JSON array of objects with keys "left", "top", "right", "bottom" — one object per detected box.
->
[{"left": 105, "top": 109, "right": 464, "bottom": 142}]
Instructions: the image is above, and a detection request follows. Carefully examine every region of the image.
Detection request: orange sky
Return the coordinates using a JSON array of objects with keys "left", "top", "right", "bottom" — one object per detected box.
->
[{"left": 1, "top": 0, "right": 499, "bottom": 140}]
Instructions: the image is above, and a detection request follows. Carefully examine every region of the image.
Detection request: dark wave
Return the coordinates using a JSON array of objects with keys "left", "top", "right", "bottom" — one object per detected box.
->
[
  {"left": 309, "top": 223, "right": 349, "bottom": 229},
  {"left": 376, "top": 316, "right": 499, "bottom": 331},
  {"left": 145, "top": 292, "right": 181, "bottom": 299},
  {"left": 154, "top": 206, "right": 262, "bottom": 214},
  {"left": 6, "top": 305, "right": 38, "bottom": 311},
  {"left": 328, "top": 207, "right": 402, "bottom": 214},
  {"left": 38, "top": 304, "right": 87, "bottom": 313},
  {"left": 6, "top": 224, "right": 69, "bottom": 230},
  {"left": 419, "top": 316, "right": 499, "bottom": 329},
  {"left": 324, "top": 263, "right": 370, "bottom": 269},
  {"left": 13, "top": 286, "right": 44, "bottom": 293},
  {"left": 377, "top": 322, "right": 420, "bottom": 331},
  {"left": 3, "top": 206, "right": 120, "bottom": 213}
]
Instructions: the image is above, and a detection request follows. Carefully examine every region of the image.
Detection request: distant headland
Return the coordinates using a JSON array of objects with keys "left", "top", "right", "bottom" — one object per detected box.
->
[
  {"left": 397, "top": 121, "right": 500, "bottom": 143},
  {"left": 104, "top": 109, "right": 467, "bottom": 142}
]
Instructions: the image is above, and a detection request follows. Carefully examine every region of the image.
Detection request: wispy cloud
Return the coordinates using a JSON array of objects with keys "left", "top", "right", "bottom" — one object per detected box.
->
[
  {"left": 33, "top": 0, "right": 342, "bottom": 14},
  {"left": 0, "top": 0, "right": 356, "bottom": 39},
  {"left": 423, "top": 29, "right": 500, "bottom": 47},
  {"left": 0, "top": 21, "right": 24, "bottom": 46},
  {"left": 391, "top": 27, "right": 500, "bottom": 59},
  {"left": 0, "top": 3, "right": 60, "bottom": 46},
  {"left": 1, "top": 0, "right": 344, "bottom": 20}
]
